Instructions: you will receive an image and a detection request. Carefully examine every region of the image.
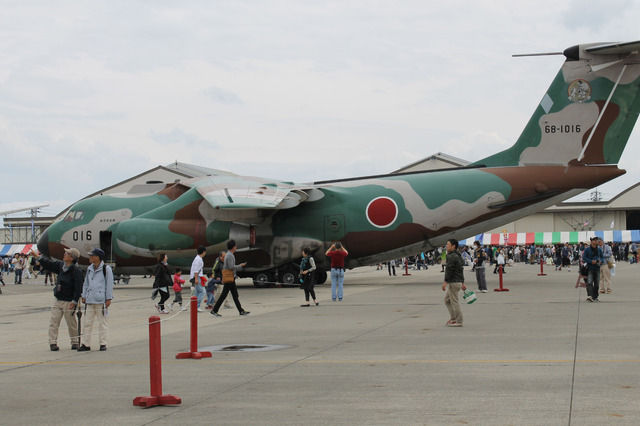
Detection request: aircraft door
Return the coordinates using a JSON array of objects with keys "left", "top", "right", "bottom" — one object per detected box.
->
[
  {"left": 100, "top": 231, "right": 114, "bottom": 263},
  {"left": 323, "top": 214, "right": 345, "bottom": 245}
]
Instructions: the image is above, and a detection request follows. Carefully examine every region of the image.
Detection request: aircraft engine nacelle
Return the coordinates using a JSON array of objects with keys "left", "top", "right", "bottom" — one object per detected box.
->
[{"left": 114, "top": 217, "right": 253, "bottom": 259}]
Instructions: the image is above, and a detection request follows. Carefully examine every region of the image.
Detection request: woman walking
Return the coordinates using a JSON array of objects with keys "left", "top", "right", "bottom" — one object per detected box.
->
[
  {"left": 153, "top": 253, "right": 173, "bottom": 314},
  {"left": 300, "top": 247, "right": 318, "bottom": 307}
]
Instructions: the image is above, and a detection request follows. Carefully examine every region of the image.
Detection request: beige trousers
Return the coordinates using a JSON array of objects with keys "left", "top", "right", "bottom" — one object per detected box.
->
[
  {"left": 444, "top": 282, "right": 463, "bottom": 324},
  {"left": 599, "top": 264, "right": 612, "bottom": 291},
  {"left": 49, "top": 299, "right": 79, "bottom": 345},
  {"left": 82, "top": 304, "right": 108, "bottom": 347}
]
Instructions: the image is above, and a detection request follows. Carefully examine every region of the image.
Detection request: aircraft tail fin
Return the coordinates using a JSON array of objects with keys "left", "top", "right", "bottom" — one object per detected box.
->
[{"left": 472, "top": 41, "right": 640, "bottom": 168}]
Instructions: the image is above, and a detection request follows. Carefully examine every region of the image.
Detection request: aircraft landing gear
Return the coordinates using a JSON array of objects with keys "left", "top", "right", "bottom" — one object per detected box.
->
[
  {"left": 252, "top": 271, "right": 275, "bottom": 288},
  {"left": 316, "top": 269, "right": 327, "bottom": 285},
  {"left": 278, "top": 266, "right": 298, "bottom": 286}
]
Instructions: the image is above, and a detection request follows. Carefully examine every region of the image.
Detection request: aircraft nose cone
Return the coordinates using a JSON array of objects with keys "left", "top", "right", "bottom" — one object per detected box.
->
[{"left": 37, "top": 229, "right": 50, "bottom": 258}]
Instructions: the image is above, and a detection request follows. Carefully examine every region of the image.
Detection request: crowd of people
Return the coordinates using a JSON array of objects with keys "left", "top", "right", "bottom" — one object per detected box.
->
[
  {"left": 4, "top": 235, "right": 634, "bottom": 349},
  {"left": 378, "top": 237, "right": 633, "bottom": 317}
]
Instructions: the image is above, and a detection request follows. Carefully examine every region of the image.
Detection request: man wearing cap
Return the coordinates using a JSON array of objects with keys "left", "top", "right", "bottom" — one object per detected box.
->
[
  {"left": 582, "top": 237, "right": 605, "bottom": 302},
  {"left": 78, "top": 248, "right": 114, "bottom": 351},
  {"left": 30, "top": 248, "right": 84, "bottom": 351}
]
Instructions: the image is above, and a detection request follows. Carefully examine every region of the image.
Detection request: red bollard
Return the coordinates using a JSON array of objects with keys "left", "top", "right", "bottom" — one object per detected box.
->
[
  {"left": 494, "top": 265, "right": 509, "bottom": 292},
  {"left": 176, "top": 296, "right": 212, "bottom": 360},
  {"left": 537, "top": 257, "right": 547, "bottom": 276},
  {"left": 402, "top": 258, "right": 411, "bottom": 276},
  {"left": 133, "top": 316, "right": 182, "bottom": 407}
]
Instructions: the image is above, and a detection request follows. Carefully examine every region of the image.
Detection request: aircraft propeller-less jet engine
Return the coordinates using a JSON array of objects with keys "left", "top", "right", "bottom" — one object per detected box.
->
[{"left": 38, "top": 41, "right": 640, "bottom": 286}]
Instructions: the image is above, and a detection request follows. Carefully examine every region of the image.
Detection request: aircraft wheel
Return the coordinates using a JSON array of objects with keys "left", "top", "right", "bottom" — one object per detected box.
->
[
  {"left": 253, "top": 271, "right": 274, "bottom": 288},
  {"left": 279, "top": 267, "right": 298, "bottom": 286},
  {"left": 316, "top": 269, "right": 327, "bottom": 284}
]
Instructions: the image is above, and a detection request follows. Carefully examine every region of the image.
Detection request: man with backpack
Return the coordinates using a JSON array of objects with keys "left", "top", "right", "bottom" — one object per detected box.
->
[{"left": 77, "top": 248, "right": 114, "bottom": 352}]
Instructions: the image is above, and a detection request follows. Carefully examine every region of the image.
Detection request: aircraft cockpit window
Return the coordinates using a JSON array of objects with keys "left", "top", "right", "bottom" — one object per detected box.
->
[{"left": 63, "top": 211, "right": 84, "bottom": 222}]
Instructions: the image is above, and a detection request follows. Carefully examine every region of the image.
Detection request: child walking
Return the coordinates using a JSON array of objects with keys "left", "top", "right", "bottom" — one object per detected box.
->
[
  {"left": 205, "top": 272, "right": 216, "bottom": 309},
  {"left": 169, "top": 268, "right": 186, "bottom": 311}
]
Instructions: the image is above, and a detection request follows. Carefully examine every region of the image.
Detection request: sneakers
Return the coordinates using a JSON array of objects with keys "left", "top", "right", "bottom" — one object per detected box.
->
[
  {"left": 161, "top": 309, "right": 170, "bottom": 314},
  {"left": 155, "top": 303, "right": 162, "bottom": 313},
  {"left": 447, "top": 321, "right": 463, "bottom": 327},
  {"left": 100, "top": 345, "right": 107, "bottom": 351},
  {"left": 77, "top": 344, "right": 91, "bottom": 352},
  {"left": 587, "top": 296, "right": 593, "bottom": 302},
  {"left": 180, "top": 306, "right": 188, "bottom": 311},
  {"left": 481, "top": 290, "right": 488, "bottom": 293},
  {"left": 211, "top": 311, "right": 222, "bottom": 317},
  {"left": 239, "top": 311, "right": 250, "bottom": 316},
  {"left": 167, "top": 303, "right": 174, "bottom": 311},
  {"left": 197, "top": 308, "right": 205, "bottom": 312},
  {"left": 50, "top": 344, "right": 59, "bottom": 351},
  {"left": 606, "top": 289, "right": 612, "bottom": 293}
]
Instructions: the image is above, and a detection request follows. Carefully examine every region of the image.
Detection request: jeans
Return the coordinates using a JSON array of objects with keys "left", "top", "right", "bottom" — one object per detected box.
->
[
  {"left": 206, "top": 291, "right": 215, "bottom": 306},
  {"left": 15, "top": 269, "right": 22, "bottom": 284},
  {"left": 194, "top": 284, "right": 205, "bottom": 308},
  {"left": 475, "top": 266, "right": 487, "bottom": 291},
  {"left": 330, "top": 268, "right": 344, "bottom": 300},
  {"left": 586, "top": 268, "right": 600, "bottom": 300}
]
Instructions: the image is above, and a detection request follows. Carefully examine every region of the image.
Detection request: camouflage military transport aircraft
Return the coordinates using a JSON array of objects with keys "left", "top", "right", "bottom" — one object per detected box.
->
[{"left": 38, "top": 41, "right": 640, "bottom": 286}]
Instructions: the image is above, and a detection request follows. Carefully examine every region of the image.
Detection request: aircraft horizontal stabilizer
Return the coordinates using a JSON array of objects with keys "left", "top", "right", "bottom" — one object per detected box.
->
[{"left": 584, "top": 40, "right": 640, "bottom": 55}]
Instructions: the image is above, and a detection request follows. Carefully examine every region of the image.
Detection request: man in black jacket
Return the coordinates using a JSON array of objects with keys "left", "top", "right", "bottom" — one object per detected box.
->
[
  {"left": 442, "top": 239, "right": 466, "bottom": 327},
  {"left": 31, "top": 248, "right": 84, "bottom": 351}
]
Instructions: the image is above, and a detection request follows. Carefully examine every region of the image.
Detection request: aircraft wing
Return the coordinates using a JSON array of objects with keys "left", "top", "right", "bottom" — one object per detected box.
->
[{"left": 186, "top": 176, "right": 324, "bottom": 221}]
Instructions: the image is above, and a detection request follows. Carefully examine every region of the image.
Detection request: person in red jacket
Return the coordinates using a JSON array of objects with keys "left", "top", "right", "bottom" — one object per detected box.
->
[
  {"left": 326, "top": 242, "right": 348, "bottom": 301},
  {"left": 168, "top": 268, "right": 186, "bottom": 311}
]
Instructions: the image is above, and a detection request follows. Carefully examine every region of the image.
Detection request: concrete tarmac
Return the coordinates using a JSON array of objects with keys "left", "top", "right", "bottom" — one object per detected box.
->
[{"left": 0, "top": 262, "right": 638, "bottom": 425}]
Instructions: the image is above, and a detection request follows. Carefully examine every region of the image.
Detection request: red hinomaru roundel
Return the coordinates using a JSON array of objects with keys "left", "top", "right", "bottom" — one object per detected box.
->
[{"left": 366, "top": 196, "right": 398, "bottom": 228}]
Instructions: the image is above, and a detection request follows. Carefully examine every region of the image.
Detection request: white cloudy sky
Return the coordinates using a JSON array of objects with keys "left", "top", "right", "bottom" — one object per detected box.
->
[{"left": 2, "top": 0, "right": 640, "bottom": 218}]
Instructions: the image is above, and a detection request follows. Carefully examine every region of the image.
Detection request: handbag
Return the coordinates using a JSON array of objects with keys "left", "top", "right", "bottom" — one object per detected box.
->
[
  {"left": 463, "top": 289, "right": 476, "bottom": 304},
  {"left": 222, "top": 269, "right": 234, "bottom": 284}
]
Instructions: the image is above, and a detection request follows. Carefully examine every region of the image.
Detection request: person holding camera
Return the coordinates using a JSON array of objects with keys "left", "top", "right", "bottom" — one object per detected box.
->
[
  {"left": 326, "top": 242, "right": 348, "bottom": 301},
  {"left": 31, "top": 248, "right": 84, "bottom": 351},
  {"left": 582, "top": 236, "right": 605, "bottom": 302}
]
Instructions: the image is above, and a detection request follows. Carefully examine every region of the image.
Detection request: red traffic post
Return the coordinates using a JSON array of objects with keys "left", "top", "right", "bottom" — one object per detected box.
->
[
  {"left": 176, "top": 296, "right": 212, "bottom": 360},
  {"left": 494, "top": 265, "right": 509, "bottom": 292},
  {"left": 133, "top": 316, "right": 181, "bottom": 407},
  {"left": 537, "top": 257, "right": 547, "bottom": 276},
  {"left": 402, "top": 258, "right": 411, "bottom": 276}
]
